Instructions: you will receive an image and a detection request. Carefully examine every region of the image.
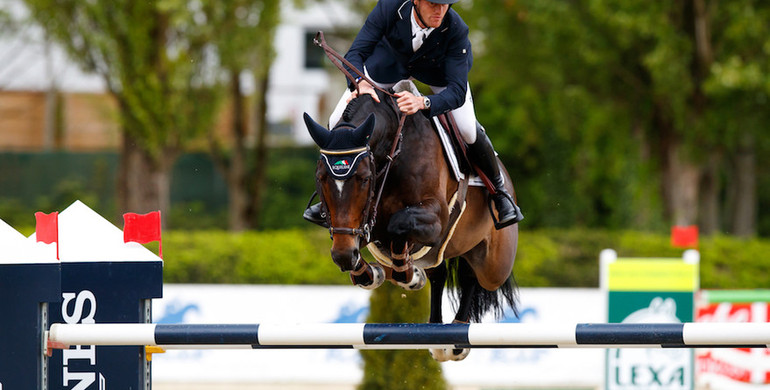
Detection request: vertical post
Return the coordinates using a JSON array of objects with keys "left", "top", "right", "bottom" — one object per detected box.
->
[{"left": 0, "top": 262, "right": 61, "bottom": 390}]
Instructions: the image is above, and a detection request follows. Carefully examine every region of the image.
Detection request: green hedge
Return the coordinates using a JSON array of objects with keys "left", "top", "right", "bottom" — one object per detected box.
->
[
  {"left": 160, "top": 228, "right": 770, "bottom": 289},
  {"left": 162, "top": 228, "right": 344, "bottom": 284}
]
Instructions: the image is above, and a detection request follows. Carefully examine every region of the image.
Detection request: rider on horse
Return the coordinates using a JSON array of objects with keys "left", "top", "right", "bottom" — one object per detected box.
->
[{"left": 304, "top": 0, "right": 523, "bottom": 229}]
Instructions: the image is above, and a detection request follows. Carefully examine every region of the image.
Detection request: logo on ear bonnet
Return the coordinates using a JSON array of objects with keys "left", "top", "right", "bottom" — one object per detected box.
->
[{"left": 321, "top": 149, "right": 368, "bottom": 180}]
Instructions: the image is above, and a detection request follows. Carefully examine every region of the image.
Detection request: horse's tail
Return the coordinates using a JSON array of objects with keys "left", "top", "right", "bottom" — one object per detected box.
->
[{"left": 445, "top": 257, "right": 519, "bottom": 323}]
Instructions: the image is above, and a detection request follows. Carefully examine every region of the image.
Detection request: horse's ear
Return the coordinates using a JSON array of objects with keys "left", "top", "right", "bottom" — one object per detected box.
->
[
  {"left": 352, "top": 114, "right": 375, "bottom": 145},
  {"left": 303, "top": 112, "right": 331, "bottom": 148}
]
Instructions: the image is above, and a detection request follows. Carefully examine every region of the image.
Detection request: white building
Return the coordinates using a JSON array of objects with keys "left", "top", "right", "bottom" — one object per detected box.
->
[{"left": 0, "top": 0, "right": 361, "bottom": 145}]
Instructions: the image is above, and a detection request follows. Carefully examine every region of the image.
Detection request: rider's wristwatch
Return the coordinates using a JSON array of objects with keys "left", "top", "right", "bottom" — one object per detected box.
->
[{"left": 423, "top": 97, "right": 431, "bottom": 110}]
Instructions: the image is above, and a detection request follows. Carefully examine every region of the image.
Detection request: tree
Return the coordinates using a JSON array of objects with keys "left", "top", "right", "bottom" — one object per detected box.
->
[
  {"left": 359, "top": 282, "right": 447, "bottom": 390},
  {"left": 0, "top": 9, "right": 12, "bottom": 33},
  {"left": 23, "top": 0, "right": 223, "bottom": 221},
  {"left": 461, "top": 0, "right": 769, "bottom": 235},
  {"left": 701, "top": 0, "right": 770, "bottom": 236},
  {"left": 203, "top": 0, "right": 281, "bottom": 231}
]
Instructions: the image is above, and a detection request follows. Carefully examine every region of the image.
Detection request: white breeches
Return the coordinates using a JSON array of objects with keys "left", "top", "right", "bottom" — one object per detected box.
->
[{"left": 328, "top": 74, "right": 478, "bottom": 144}]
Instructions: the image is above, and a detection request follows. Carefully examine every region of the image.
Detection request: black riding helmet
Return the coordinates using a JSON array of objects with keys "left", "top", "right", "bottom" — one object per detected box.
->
[{"left": 414, "top": 0, "right": 459, "bottom": 4}]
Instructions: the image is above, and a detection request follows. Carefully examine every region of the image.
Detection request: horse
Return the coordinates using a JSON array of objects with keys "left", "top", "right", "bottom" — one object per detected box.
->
[{"left": 303, "top": 81, "right": 519, "bottom": 361}]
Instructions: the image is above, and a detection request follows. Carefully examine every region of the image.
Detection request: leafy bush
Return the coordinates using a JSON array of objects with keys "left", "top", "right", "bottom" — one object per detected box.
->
[
  {"left": 160, "top": 228, "right": 770, "bottom": 289},
  {"left": 162, "top": 229, "right": 345, "bottom": 285}
]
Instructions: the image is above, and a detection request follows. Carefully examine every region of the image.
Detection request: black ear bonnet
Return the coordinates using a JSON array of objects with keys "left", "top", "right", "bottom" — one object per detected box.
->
[{"left": 303, "top": 113, "right": 376, "bottom": 180}]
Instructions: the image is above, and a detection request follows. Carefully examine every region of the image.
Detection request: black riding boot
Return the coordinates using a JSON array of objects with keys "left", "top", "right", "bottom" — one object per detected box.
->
[
  {"left": 303, "top": 199, "right": 329, "bottom": 228},
  {"left": 466, "top": 125, "right": 523, "bottom": 229}
]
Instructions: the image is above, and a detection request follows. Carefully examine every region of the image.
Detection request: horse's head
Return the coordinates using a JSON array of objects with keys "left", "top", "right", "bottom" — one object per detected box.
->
[{"left": 304, "top": 112, "right": 376, "bottom": 272}]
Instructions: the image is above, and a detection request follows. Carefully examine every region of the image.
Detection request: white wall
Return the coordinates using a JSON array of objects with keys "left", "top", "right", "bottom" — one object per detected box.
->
[{"left": 151, "top": 285, "right": 606, "bottom": 389}]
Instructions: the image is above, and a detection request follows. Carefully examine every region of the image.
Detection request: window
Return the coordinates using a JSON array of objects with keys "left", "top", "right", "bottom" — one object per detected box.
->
[{"left": 304, "top": 31, "right": 325, "bottom": 69}]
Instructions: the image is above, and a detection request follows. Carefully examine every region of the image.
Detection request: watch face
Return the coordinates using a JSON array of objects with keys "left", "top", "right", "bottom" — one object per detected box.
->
[{"left": 424, "top": 97, "right": 431, "bottom": 108}]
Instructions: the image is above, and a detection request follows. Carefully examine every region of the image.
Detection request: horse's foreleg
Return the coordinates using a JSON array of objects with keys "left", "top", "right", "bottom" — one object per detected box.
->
[
  {"left": 386, "top": 200, "right": 444, "bottom": 292},
  {"left": 389, "top": 241, "right": 427, "bottom": 291},
  {"left": 387, "top": 200, "right": 444, "bottom": 245},
  {"left": 349, "top": 260, "right": 385, "bottom": 290}
]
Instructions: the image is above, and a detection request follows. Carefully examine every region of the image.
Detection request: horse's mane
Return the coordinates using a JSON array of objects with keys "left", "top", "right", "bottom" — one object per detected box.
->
[
  {"left": 341, "top": 89, "right": 396, "bottom": 123},
  {"left": 342, "top": 95, "right": 367, "bottom": 123}
]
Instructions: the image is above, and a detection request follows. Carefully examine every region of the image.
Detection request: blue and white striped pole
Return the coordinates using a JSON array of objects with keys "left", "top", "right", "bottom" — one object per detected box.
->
[{"left": 48, "top": 322, "right": 770, "bottom": 350}]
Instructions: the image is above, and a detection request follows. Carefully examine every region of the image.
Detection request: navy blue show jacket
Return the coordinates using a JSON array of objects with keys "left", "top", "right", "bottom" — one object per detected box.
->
[{"left": 344, "top": 0, "right": 474, "bottom": 117}]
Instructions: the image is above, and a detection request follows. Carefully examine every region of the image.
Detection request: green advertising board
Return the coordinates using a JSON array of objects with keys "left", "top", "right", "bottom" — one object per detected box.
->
[{"left": 600, "top": 249, "right": 700, "bottom": 390}]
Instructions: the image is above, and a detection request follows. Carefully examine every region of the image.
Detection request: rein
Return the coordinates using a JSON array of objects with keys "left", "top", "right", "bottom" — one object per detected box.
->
[
  {"left": 314, "top": 31, "right": 409, "bottom": 243},
  {"left": 314, "top": 31, "right": 396, "bottom": 99}
]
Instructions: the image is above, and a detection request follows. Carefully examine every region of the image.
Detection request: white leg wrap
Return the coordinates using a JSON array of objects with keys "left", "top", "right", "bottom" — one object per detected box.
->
[
  {"left": 396, "top": 266, "right": 427, "bottom": 291},
  {"left": 430, "top": 347, "right": 470, "bottom": 362},
  {"left": 356, "top": 263, "right": 385, "bottom": 290}
]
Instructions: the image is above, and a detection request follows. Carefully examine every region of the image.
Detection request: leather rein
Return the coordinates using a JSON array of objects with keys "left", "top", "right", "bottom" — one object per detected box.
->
[{"left": 313, "top": 31, "right": 408, "bottom": 243}]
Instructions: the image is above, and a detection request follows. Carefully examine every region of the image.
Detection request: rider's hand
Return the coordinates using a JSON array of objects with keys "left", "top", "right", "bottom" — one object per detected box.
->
[
  {"left": 394, "top": 91, "right": 425, "bottom": 115},
  {"left": 347, "top": 80, "right": 381, "bottom": 103}
]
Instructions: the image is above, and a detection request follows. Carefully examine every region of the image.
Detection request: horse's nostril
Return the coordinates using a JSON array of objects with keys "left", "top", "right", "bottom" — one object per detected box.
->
[{"left": 331, "top": 247, "right": 359, "bottom": 272}]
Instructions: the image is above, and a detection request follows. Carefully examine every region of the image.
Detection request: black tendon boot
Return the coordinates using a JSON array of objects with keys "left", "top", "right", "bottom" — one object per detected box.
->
[{"left": 466, "top": 125, "right": 524, "bottom": 229}]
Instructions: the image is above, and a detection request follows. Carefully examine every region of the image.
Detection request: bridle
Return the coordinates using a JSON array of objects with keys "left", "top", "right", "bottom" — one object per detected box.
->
[
  {"left": 315, "top": 146, "right": 376, "bottom": 242},
  {"left": 315, "top": 97, "right": 405, "bottom": 244},
  {"left": 312, "top": 32, "right": 409, "bottom": 244}
]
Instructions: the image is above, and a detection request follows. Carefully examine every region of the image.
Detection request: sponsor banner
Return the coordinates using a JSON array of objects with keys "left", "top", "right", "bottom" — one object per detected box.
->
[
  {"left": 151, "top": 285, "right": 604, "bottom": 387},
  {"left": 696, "top": 290, "right": 770, "bottom": 389}
]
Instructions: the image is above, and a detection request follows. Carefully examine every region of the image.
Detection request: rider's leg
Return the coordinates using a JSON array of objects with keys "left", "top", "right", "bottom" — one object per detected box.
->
[
  {"left": 328, "top": 89, "right": 353, "bottom": 128},
  {"left": 467, "top": 125, "right": 523, "bottom": 228},
  {"left": 431, "top": 84, "right": 523, "bottom": 228}
]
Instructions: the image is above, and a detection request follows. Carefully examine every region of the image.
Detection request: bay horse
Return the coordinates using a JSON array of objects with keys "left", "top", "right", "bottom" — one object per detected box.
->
[{"left": 303, "top": 82, "right": 518, "bottom": 361}]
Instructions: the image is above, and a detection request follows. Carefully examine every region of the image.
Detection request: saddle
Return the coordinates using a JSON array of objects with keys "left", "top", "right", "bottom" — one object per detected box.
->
[
  {"left": 390, "top": 81, "right": 492, "bottom": 188},
  {"left": 366, "top": 81, "right": 487, "bottom": 270}
]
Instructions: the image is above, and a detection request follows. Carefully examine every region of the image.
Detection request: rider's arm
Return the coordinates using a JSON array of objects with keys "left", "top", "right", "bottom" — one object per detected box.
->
[
  {"left": 424, "top": 22, "right": 471, "bottom": 116},
  {"left": 344, "top": 1, "right": 389, "bottom": 91}
]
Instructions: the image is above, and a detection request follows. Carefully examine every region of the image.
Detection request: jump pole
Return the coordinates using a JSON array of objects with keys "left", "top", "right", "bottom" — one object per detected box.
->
[{"left": 48, "top": 322, "right": 770, "bottom": 351}]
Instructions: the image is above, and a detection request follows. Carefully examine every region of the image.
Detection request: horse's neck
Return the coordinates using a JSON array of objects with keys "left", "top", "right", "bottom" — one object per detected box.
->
[
  {"left": 371, "top": 130, "right": 396, "bottom": 161},
  {"left": 371, "top": 116, "right": 436, "bottom": 167}
]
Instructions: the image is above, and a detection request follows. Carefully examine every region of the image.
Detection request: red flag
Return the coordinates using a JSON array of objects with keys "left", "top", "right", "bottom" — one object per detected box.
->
[
  {"left": 671, "top": 225, "right": 698, "bottom": 248},
  {"left": 123, "top": 211, "right": 162, "bottom": 258},
  {"left": 35, "top": 211, "right": 59, "bottom": 260}
]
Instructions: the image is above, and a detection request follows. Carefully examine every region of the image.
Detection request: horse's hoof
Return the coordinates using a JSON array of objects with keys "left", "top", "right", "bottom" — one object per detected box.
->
[
  {"left": 429, "top": 348, "right": 451, "bottom": 362},
  {"left": 396, "top": 266, "right": 426, "bottom": 291},
  {"left": 353, "top": 263, "right": 385, "bottom": 290},
  {"left": 430, "top": 347, "right": 470, "bottom": 362},
  {"left": 450, "top": 348, "right": 470, "bottom": 361}
]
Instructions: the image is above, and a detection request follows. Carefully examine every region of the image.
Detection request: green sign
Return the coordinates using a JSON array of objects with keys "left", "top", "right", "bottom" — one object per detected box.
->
[{"left": 600, "top": 249, "right": 700, "bottom": 390}]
